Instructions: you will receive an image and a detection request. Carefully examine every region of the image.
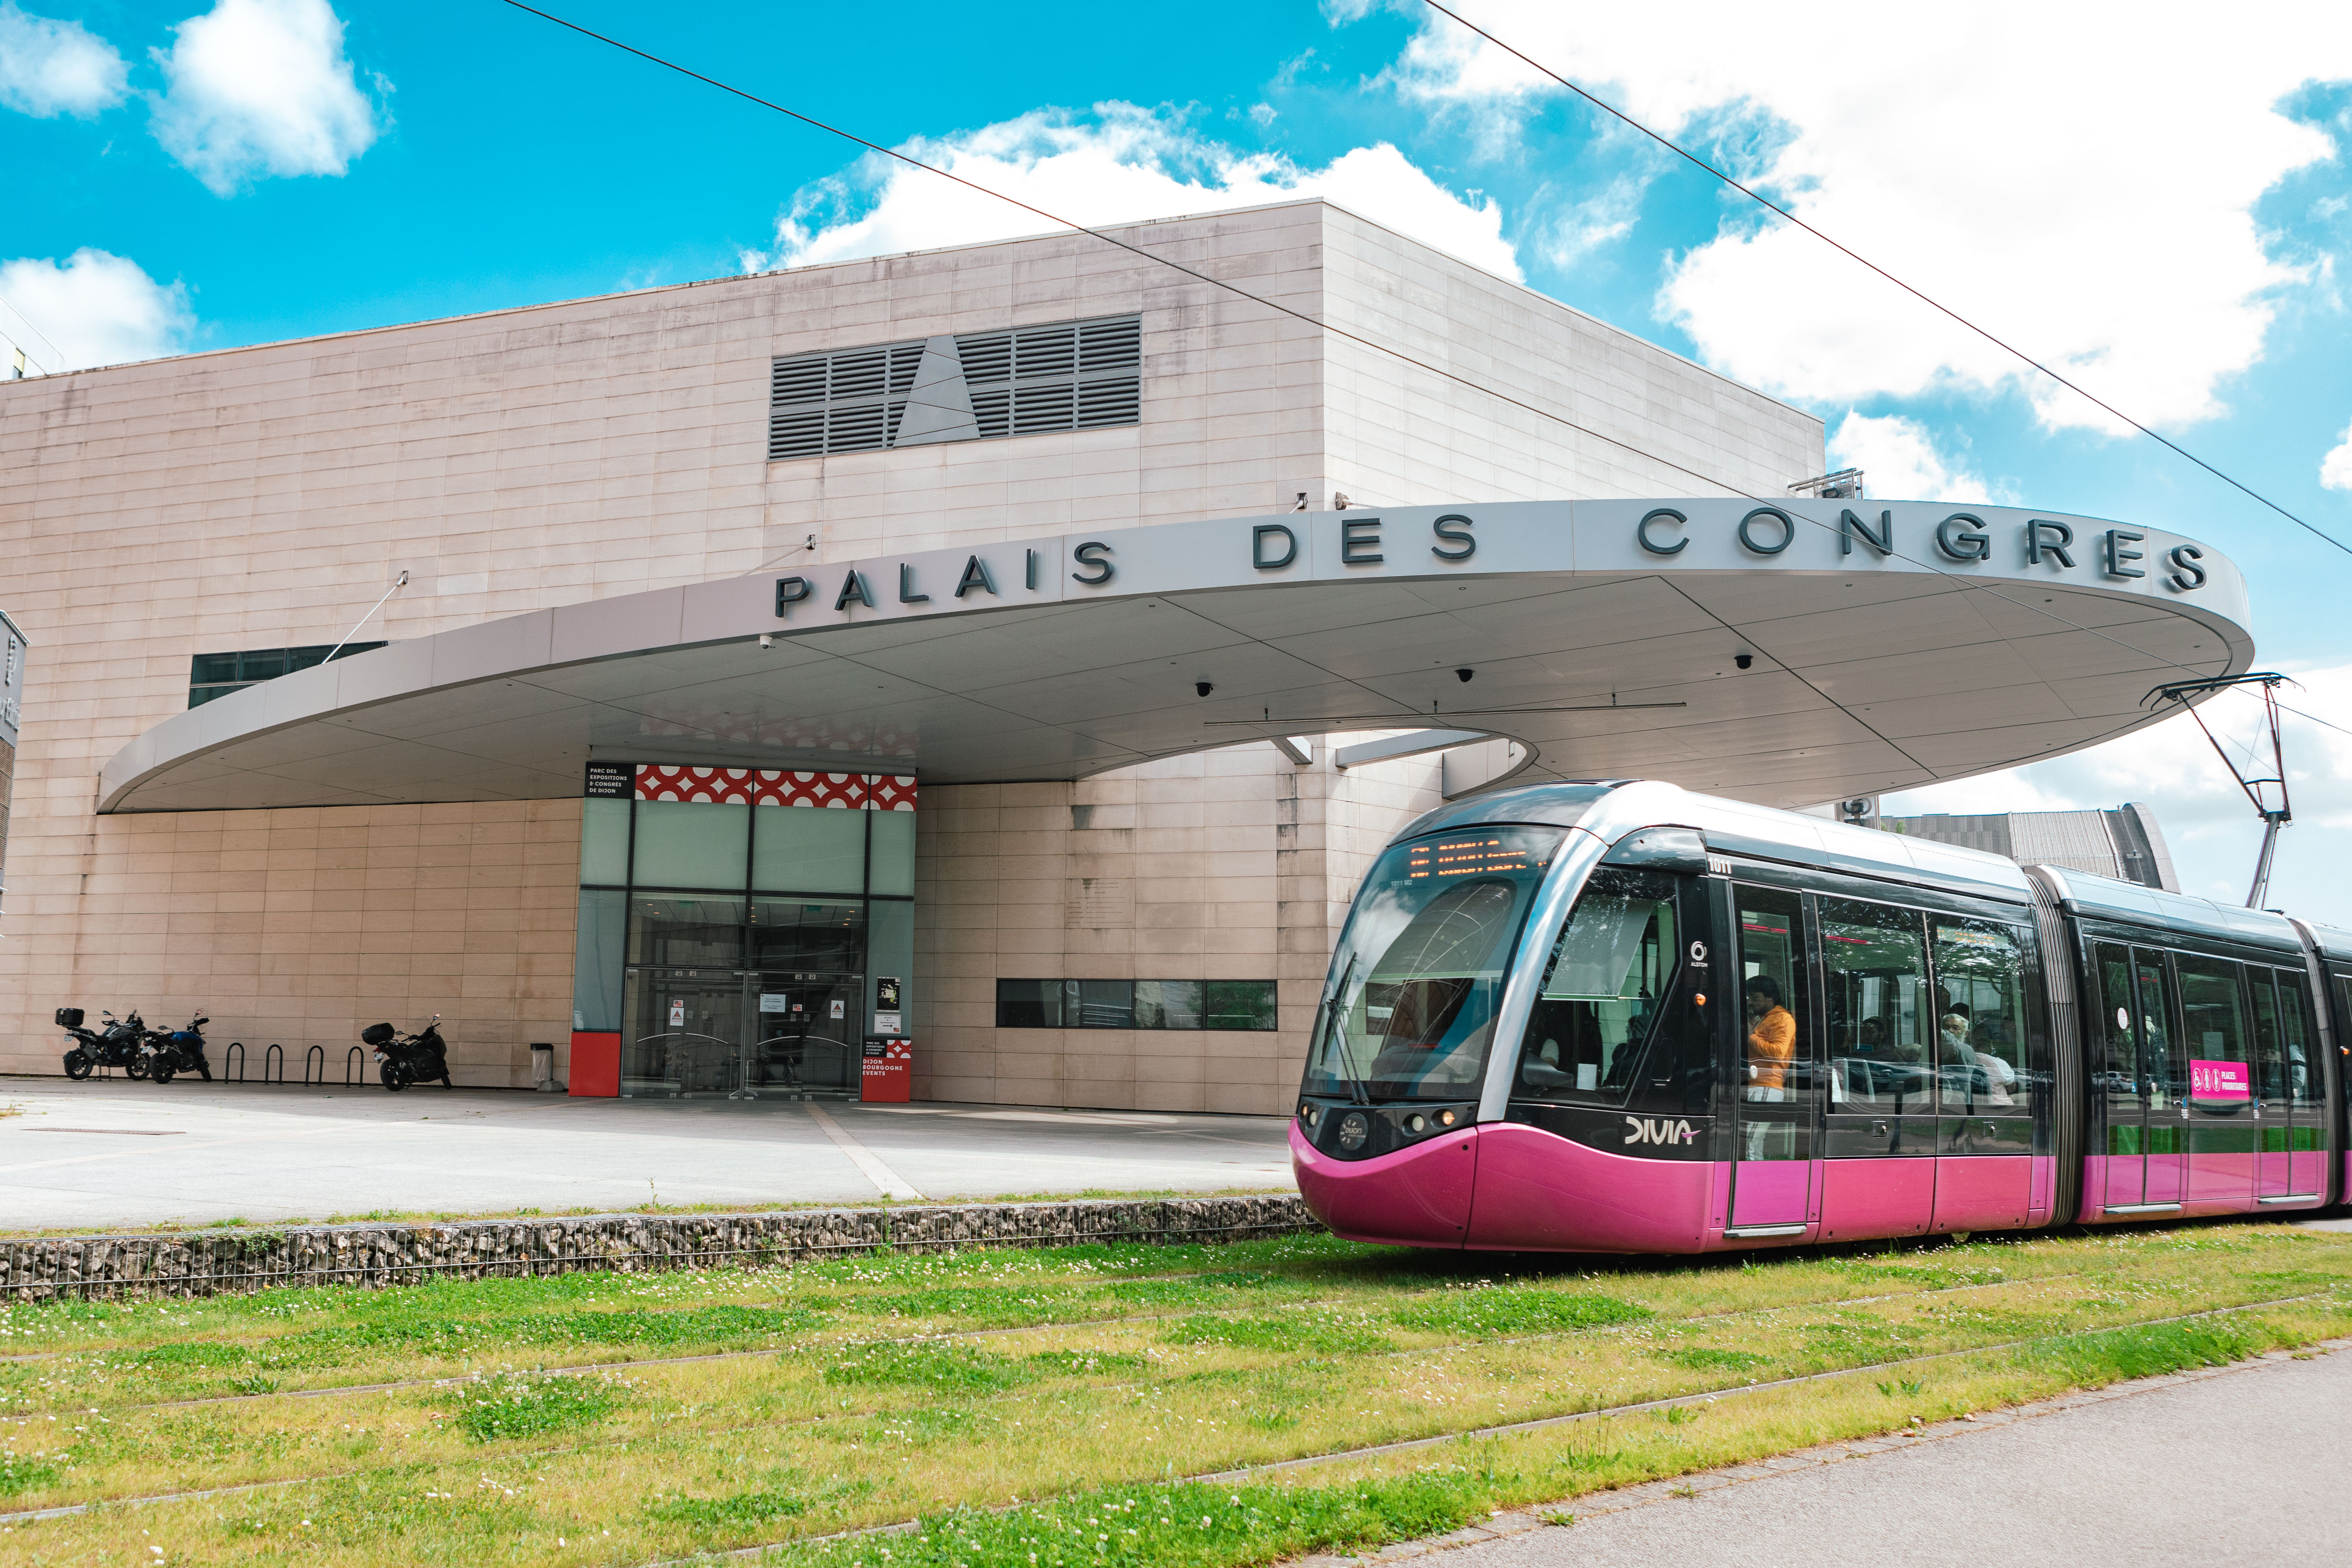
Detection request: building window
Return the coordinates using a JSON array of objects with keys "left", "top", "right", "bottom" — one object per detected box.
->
[
  {"left": 995, "top": 979, "right": 1277, "bottom": 1031},
  {"left": 189, "top": 643, "right": 386, "bottom": 707},
  {"left": 768, "top": 314, "right": 1141, "bottom": 460}
]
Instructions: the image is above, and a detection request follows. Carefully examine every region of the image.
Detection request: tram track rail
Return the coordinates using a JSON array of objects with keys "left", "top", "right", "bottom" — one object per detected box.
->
[{"left": 0, "top": 1277, "right": 2335, "bottom": 1530}]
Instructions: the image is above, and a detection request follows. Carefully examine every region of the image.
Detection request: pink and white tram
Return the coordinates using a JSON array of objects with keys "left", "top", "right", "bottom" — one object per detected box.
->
[{"left": 1290, "top": 780, "right": 2345, "bottom": 1252}]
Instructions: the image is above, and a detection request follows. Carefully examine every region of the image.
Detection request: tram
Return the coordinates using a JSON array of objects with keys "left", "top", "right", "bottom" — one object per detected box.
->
[{"left": 1291, "top": 779, "right": 2350, "bottom": 1252}]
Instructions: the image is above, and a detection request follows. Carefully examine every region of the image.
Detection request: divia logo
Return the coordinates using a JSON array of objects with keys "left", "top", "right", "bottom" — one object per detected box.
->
[{"left": 1623, "top": 1117, "right": 1698, "bottom": 1146}]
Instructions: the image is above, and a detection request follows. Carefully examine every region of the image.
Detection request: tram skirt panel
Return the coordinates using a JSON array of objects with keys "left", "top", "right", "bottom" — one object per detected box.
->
[
  {"left": 1461, "top": 1123, "right": 1712, "bottom": 1253},
  {"left": 1289, "top": 1123, "right": 1478, "bottom": 1248}
]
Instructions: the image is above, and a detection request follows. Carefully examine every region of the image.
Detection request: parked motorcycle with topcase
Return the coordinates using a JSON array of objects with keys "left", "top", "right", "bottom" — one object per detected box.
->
[
  {"left": 143, "top": 1014, "right": 215, "bottom": 1082},
  {"left": 56, "top": 1008, "right": 152, "bottom": 1080},
  {"left": 361, "top": 1014, "right": 453, "bottom": 1091}
]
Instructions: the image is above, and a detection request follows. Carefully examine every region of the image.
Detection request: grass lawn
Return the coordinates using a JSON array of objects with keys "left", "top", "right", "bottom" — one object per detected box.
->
[{"left": 0, "top": 1221, "right": 2346, "bottom": 1565}]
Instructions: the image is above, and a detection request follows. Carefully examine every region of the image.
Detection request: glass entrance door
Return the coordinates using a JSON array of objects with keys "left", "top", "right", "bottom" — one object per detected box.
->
[
  {"left": 745, "top": 974, "right": 859, "bottom": 1096},
  {"left": 2092, "top": 943, "right": 2185, "bottom": 1210},
  {"left": 623, "top": 969, "right": 862, "bottom": 1099},
  {"left": 623, "top": 969, "right": 749, "bottom": 1097}
]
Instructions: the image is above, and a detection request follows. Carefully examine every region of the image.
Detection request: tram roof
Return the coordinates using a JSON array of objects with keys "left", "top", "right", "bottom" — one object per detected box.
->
[
  {"left": 2291, "top": 921, "right": 2352, "bottom": 966},
  {"left": 2029, "top": 865, "right": 2302, "bottom": 954}
]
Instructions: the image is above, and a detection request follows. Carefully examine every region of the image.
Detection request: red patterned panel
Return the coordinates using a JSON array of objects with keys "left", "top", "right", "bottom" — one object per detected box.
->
[
  {"left": 868, "top": 774, "right": 918, "bottom": 812},
  {"left": 634, "top": 765, "right": 756, "bottom": 804},
  {"left": 752, "top": 771, "right": 868, "bottom": 809}
]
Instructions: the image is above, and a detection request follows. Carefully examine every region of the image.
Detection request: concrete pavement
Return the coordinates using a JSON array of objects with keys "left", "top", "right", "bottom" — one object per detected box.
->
[
  {"left": 1428, "top": 1341, "right": 2352, "bottom": 1567},
  {"left": 0, "top": 1077, "right": 1294, "bottom": 1232}
]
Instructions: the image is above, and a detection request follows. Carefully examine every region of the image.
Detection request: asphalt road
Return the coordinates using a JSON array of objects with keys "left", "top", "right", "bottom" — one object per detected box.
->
[
  {"left": 1450, "top": 1341, "right": 2352, "bottom": 1567},
  {"left": 0, "top": 1078, "right": 1295, "bottom": 1230}
]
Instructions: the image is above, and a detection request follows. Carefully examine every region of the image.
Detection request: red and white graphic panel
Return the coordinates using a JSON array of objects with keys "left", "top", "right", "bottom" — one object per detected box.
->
[
  {"left": 630, "top": 766, "right": 916, "bottom": 811},
  {"left": 751, "top": 771, "right": 868, "bottom": 809},
  {"left": 634, "top": 765, "right": 757, "bottom": 804}
]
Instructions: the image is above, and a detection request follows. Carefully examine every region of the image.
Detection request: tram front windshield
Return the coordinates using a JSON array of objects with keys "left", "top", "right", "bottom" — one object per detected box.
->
[{"left": 1305, "top": 827, "right": 1565, "bottom": 1103}]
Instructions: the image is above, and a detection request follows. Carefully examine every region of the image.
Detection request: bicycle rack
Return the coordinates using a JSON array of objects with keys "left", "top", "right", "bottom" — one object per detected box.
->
[
  {"left": 264, "top": 1043, "right": 284, "bottom": 1083},
  {"left": 302, "top": 1044, "right": 325, "bottom": 1086},
  {"left": 346, "top": 1046, "right": 365, "bottom": 1085},
  {"left": 225, "top": 1041, "right": 244, "bottom": 1081}
]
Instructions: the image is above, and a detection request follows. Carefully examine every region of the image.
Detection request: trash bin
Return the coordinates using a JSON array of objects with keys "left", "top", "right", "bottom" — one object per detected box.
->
[
  {"left": 860, "top": 1035, "right": 911, "bottom": 1102},
  {"left": 530, "top": 1041, "right": 565, "bottom": 1093}
]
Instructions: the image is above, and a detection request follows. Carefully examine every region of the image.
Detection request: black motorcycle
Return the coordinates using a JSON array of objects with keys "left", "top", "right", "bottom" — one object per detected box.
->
[
  {"left": 361, "top": 1014, "right": 453, "bottom": 1091},
  {"left": 57, "top": 1007, "right": 151, "bottom": 1080},
  {"left": 144, "top": 1015, "right": 215, "bottom": 1082}
]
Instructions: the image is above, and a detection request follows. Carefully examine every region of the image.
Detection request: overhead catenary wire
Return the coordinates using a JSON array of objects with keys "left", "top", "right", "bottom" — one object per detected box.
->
[
  {"left": 1415, "top": 0, "right": 2352, "bottom": 560},
  {"left": 490, "top": 0, "right": 2294, "bottom": 755}
]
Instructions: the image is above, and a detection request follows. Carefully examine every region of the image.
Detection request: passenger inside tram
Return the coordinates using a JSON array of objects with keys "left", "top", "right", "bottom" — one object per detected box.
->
[{"left": 1744, "top": 975, "right": 1795, "bottom": 1094}]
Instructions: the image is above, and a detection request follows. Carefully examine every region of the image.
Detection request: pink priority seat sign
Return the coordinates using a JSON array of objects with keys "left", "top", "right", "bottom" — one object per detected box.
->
[{"left": 2189, "top": 1059, "right": 2251, "bottom": 1100}]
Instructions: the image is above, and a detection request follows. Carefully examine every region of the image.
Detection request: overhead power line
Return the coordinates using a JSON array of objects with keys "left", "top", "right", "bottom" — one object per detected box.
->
[
  {"left": 1415, "top": 0, "right": 2352, "bottom": 561},
  {"left": 493, "top": 0, "right": 2310, "bottom": 753}
]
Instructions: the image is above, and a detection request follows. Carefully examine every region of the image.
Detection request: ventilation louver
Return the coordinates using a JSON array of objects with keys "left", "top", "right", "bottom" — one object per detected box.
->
[{"left": 768, "top": 314, "right": 1140, "bottom": 460}]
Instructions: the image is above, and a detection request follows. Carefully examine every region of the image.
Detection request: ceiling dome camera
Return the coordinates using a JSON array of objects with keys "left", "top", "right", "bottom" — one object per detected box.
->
[{"left": 1195, "top": 680, "right": 1214, "bottom": 698}]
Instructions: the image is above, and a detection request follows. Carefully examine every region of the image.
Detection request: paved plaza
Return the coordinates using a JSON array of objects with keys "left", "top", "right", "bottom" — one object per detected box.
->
[{"left": 0, "top": 1077, "right": 1295, "bottom": 1233}]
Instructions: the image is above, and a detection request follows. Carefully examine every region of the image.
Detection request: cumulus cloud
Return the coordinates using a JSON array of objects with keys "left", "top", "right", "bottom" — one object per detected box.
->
[
  {"left": 2323, "top": 417, "right": 2352, "bottom": 489},
  {"left": 0, "top": 1, "right": 126, "bottom": 117},
  {"left": 0, "top": 249, "right": 193, "bottom": 370},
  {"left": 1826, "top": 412, "right": 2014, "bottom": 504},
  {"left": 1371, "top": 3, "right": 2352, "bottom": 435},
  {"left": 150, "top": 0, "right": 380, "bottom": 195},
  {"left": 747, "top": 102, "right": 1520, "bottom": 283},
  {"left": 1881, "top": 664, "right": 2352, "bottom": 918}
]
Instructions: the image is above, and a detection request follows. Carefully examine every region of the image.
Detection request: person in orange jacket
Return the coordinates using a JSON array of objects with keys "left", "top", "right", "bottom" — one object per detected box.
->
[
  {"left": 1744, "top": 973, "right": 1795, "bottom": 1091},
  {"left": 1743, "top": 975, "right": 1797, "bottom": 1159}
]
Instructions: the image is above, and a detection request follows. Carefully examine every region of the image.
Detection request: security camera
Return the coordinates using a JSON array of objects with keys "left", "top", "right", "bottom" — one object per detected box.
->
[
  {"left": 1456, "top": 668, "right": 1474, "bottom": 683},
  {"left": 1734, "top": 653, "right": 1754, "bottom": 670},
  {"left": 1195, "top": 680, "right": 1214, "bottom": 698},
  {"left": 758, "top": 634, "right": 773, "bottom": 650}
]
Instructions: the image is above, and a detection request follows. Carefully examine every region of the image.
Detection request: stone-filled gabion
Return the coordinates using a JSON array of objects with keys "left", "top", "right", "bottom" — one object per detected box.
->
[{"left": 0, "top": 1194, "right": 1319, "bottom": 1301}]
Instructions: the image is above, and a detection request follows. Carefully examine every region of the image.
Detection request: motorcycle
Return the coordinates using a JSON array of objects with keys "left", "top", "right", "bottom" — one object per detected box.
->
[
  {"left": 361, "top": 1014, "right": 453, "bottom": 1091},
  {"left": 145, "top": 1014, "right": 215, "bottom": 1082},
  {"left": 57, "top": 1007, "right": 152, "bottom": 1080}
]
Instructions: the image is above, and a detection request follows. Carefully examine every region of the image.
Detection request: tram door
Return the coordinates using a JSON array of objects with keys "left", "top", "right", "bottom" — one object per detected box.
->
[
  {"left": 2091, "top": 943, "right": 2186, "bottom": 1209},
  {"left": 2250, "top": 967, "right": 2323, "bottom": 1199},
  {"left": 1730, "top": 886, "right": 1813, "bottom": 1229}
]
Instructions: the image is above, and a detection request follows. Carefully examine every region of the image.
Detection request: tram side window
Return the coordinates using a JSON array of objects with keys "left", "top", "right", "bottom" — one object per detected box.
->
[
  {"left": 1512, "top": 868, "right": 1680, "bottom": 1102},
  {"left": 1930, "top": 918, "right": 2033, "bottom": 1114},
  {"left": 2175, "top": 957, "right": 2250, "bottom": 1101},
  {"left": 1818, "top": 898, "right": 1932, "bottom": 1114}
]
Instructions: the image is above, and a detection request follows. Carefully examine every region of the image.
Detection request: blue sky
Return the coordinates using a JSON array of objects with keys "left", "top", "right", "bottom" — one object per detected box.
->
[{"left": 5, "top": 0, "right": 2352, "bottom": 916}]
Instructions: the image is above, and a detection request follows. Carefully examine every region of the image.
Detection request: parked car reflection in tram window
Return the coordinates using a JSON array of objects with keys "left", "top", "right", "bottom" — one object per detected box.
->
[
  {"left": 1932, "top": 918, "right": 2034, "bottom": 1115},
  {"left": 1820, "top": 898, "right": 1932, "bottom": 1114}
]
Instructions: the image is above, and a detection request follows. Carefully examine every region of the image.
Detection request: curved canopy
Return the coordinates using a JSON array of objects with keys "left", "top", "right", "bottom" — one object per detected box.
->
[{"left": 99, "top": 498, "right": 2254, "bottom": 814}]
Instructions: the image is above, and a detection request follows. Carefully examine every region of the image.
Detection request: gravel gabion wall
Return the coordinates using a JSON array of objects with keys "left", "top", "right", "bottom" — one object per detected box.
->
[{"left": 0, "top": 1193, "right": 1320, "bottom": 1301}]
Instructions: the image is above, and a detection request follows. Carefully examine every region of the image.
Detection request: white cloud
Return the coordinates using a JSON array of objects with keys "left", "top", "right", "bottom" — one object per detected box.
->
[
  {"left": 1826, "top": 411, "right": 2014, "bottom": 504},
  {"left": 0, "top": 249, "right": 193, "bottom": 370},
  {"left": 748, "top": 102, "right": 1520, "bottom": 284},
  {"left": 1881, "top": 664, "right": 2352, "bottom": 921},
  {"left": 0, "top": 1, "right": 126, "bottom": 117},
  {"left": 2323, "top": 417, "right": 2352, "bottom": 489},
  {"left": 1373, "top": 3, "right": 2352, "bottom": 435},
  {"left": 150, "top": 0, "right": 380, "bottom": 195}
]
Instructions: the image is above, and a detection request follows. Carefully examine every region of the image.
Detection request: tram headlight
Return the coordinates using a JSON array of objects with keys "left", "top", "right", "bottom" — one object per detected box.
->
[
  {"left": 1300, "top": 1104, "right": 1320, "bottom": 1127},
  {"left": 1336, "top": 1111, "right": 1370, "bottom": 1152},
  {"left": 1439, "top": 1109, "right": 1457, "bottom": 1127},
  {"left": 1406, "top": 1114, "right": 1426, "bottom": 1134}
]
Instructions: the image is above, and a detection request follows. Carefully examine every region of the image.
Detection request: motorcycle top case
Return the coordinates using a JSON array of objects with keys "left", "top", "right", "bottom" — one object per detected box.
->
[
  {"left": 361, "top": 1022, "right": 396, "bottom": 1046},
  {"left": 55, "top": 1007, "right": 83, "bottom": 1028}
]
